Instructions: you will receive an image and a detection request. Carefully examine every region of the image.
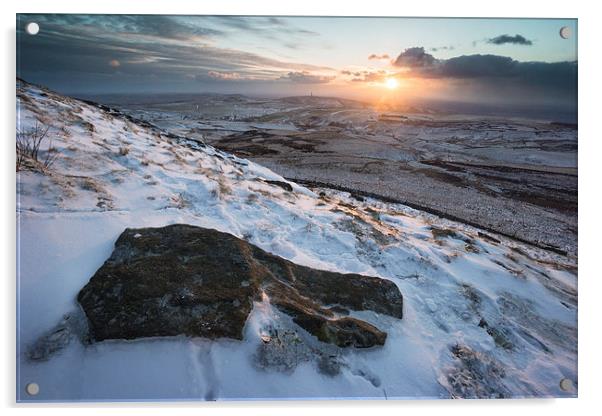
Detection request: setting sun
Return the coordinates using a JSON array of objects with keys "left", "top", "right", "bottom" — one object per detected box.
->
[{"left": 385, "top": 77, "right": 399, "bottom": 89}]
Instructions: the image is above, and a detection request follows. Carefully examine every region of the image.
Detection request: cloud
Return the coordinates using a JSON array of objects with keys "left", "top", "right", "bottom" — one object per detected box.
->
[
  {"left": 348, "top": 70, "right": 388, "bottom": 83},
  {"left": 430, "top": 46, "right": 454, "bottom": 52},
  {"left": 435, "top": 54, "right": 517, "bottom": 78},
  {"left": 264, "top": 16, "right": 318, "bottom": 36},
  {"left": 340, "top": 70, "right": 365, "bottom": 77},
  {"left": 281, "top": 71, "right": 335, "bottom": 84},
  {"left": 16, "top": 14, "right": 334, "bottom": 93},
  {"left": 120, "top": 15, "right": 224, "bottom": 39},
  {"left": 392, "top": 47, "right": 436, "bottom": 68},
  {"left": 487, "top": 34, "right": 533, "bottom": 46},
  {"left": 207, "top": 71, "right": 243, "bottom": 81},
  {"left": 35, "top": 14, "right": 223, "bottom": 41},
  {"left": 427, "top": 54, "right": 575, "bottom": 91},
  {"left": 392, "top": 47, "right": 575, "bottom": 87},
  {"left": 205, "top": 16, "right": 319, "bottom": 50},
  {"left": 391, "top": 46, "right": 577, "bottom": 103},
  {"left": 206, "top": 16, "right": 319, "bottom": 39},
  {"left": 368, "top": 53, "right": 390, "bottom": 60}
]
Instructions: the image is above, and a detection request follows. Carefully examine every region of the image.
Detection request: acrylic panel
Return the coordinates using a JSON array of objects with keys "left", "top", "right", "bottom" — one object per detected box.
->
[{"left": 16, "top": 14, "right": 578, "bottom": 401}]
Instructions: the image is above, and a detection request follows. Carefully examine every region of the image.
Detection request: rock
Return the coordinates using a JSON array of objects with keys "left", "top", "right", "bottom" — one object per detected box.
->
[
  {"left": 295, "top": 314, "right": 387, "bottom": 348},
  {"left": 444, "top": 344, "right": 510, "bottom": 399},
  {"left": 254, "top": 325, "right": 313, "bottom": 373},
  {"left": 78, "top": 224, "right": 403, "bottom": 348},
  {"left": 78, "top": 225, "right": 258, "bottom": 341},
  {"left": 27, "top": 309, "right": 89, "bottom": 361},
  {"left": 263, "top": 179, "right": 293, "bottom": 192}
]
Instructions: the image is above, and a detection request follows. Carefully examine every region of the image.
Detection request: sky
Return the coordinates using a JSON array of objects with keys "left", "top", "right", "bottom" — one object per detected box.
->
[{"left": 17, "top": 14, "right": 577, "bottom": 109}]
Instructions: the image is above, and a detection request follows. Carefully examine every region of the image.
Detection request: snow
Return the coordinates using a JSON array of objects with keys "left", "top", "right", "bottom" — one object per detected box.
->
[{"left": 16, "top": 81, "right": 577, "bottom": 401}]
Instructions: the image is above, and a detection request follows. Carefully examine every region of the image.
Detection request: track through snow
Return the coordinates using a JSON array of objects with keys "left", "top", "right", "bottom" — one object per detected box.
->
[{"left": 17, "top": 80, "right": 577, "bottom": 400}]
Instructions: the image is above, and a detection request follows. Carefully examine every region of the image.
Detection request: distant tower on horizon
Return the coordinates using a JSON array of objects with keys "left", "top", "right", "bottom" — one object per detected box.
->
[{"left": 310, "top": 91, "right": 313, "bottom": 97}]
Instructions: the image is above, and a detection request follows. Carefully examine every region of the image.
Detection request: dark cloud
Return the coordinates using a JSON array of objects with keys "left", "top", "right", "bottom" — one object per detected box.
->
[
  {"left": 435, "top": 54, "right": 517, "bottom": 78},
  {"left": 265, "top": 16, "right": 317, "bottom": 36},
  {"left": 29, "top": 14, "right": 223, "bottom": 41},
  {"left": 430, "top": 45, "right": 454, "bottom": 52},
  {"left": 114, "top": 15, "right": 224, "bottom": 39},
  {"left": 207, "top": 16, "right": 319, "bottom": 37},
  {"left": 280, "top": 71, "right": 335, "bottom": 84},
  {"left": 393, "top": 47, "right": 436, "bottom": 68},
  {"left": 487, "top": 34, "right": 533, "bottom": 46},
  {"left": 393, "top": 47, "right": 575, "bottom": 85},
  {"left": 368, "top": 53, "right": 390, "bottom": 60},
  {"left": 392, "top": 46, "right": 576, "bottom": 103},
  {"left": 16, "top": 14, "right": 332, "bottom": 93}
]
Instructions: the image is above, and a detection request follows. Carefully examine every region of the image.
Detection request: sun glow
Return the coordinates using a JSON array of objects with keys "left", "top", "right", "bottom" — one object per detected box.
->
[{"left": 385, "top": 78, "right": 399, "bottom": 89}]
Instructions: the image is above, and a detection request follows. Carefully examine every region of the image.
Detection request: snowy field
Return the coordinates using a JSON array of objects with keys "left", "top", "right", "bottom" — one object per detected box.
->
[
  {"left": 104, "top": 93, "right": 578, "bottom": 256},
  {"left": 17, "top": 80, "right": 577, "bottom": 401}
]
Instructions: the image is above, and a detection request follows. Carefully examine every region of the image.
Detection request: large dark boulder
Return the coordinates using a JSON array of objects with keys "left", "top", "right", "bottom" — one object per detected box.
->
[{"left": 77, "top": 224, "right": 403, "bottom": 348}]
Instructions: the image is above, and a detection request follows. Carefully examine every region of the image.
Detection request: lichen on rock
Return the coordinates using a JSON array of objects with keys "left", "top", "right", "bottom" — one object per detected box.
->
[{"left": 77, "top": 224, "right": 403, "bottom": 348}]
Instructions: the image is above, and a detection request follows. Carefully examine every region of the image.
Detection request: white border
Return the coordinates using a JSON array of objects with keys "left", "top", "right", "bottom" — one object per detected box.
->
[{"left": 2, "top": 1, "right": 601, "bottom": 415}]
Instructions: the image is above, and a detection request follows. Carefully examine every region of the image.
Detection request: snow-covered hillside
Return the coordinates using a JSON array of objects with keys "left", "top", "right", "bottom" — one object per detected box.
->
[{"left": 16, "top": 79, "right": 577, "bottom": 401}]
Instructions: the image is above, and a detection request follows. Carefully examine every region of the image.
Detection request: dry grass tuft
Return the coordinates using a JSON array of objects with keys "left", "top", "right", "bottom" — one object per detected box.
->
[
  {"left": 16, "top": 122, "right": 60, "bottom": 172},
  {"left": 217, "top": 177, "right": 232, "bottom": 196},
  {"left": 80, "top": 177, "right": 104, "bottom": 193},
  {"left": 171, "top": 193, "right": 188, "bottom": 209}
]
